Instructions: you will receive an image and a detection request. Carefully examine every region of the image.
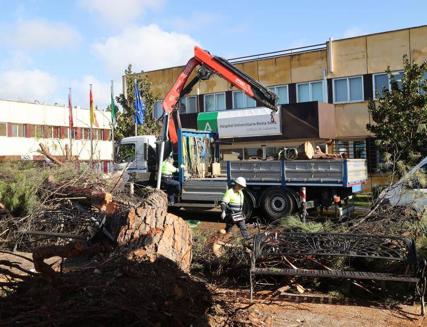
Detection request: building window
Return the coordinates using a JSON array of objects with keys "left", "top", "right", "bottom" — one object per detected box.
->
[
  {"left": 333, "top": 76, "right": 364, "bottom": 103},
  {"left": 268, "top": 85, "right": 289, "bottom": 105},
  {"left": 353, "top": 141, "right": 367, "bottom": 159},
  {"left": 232, "top": 91, "right": 256, "bottom": 109},
  {"left": 10, "top": 124, "right": 24, "bottom": 137},
  {"left": 179, "top": 96, "right": 198, "bottom": 114},
  {"left": 297, "top": 81, "right": 324, "bottom": 103},
  {"left": 52, "top": 126, "right": 60, "bottom": 138},
  {"left": 334, "top": 140, "right": 366, "bottom": 159},
  {"left": 34, "top": 125, "right": 44, "bottom": 138},
  {"left": 373, "top": 71, "right": 403, "bottom": 99},
  {"left": 61, "top": 127, "right": 70, "bottom": 139},
  {"left": 153, "top": 100, "right": 163, "bottom": 120},
  {"left": 0, "top": 123, "right": 6, "bottom": 136},
  {"left": 43, "top": 126, "right": 52, "bottom": 138},
  {"left": 82, "top": 128, "right": 90, "bottom": 140},
  {"left": 102, "top": 129, "right": 110, "bottom": 141},
  {"left": 204, "top": 92, "right": 226, "bottom": 112},
  {"left": 25, "top": 124, "right": 34, "bottom": 138}
]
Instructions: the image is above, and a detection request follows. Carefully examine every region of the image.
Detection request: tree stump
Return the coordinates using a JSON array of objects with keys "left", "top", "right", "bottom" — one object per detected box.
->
[
  {"left": 32, "top": 188, "right": 193, "bottom": 275},
  {"left": 116, "top": 189, "right": 192, "bottom": 272}
]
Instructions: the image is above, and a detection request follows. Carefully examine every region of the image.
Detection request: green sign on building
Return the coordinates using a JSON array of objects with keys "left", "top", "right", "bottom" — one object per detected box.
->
[{"left": 197, "top": 112, "right": 218, "bottom": 132}]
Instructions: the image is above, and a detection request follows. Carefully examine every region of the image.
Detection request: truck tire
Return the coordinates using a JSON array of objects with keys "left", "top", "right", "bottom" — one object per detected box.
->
[
  {"left": 242, "top": 190, "right": 254, "bottom": 220},
  {"left": 261, "top": 188, "right": 294, "bottom": 220}
]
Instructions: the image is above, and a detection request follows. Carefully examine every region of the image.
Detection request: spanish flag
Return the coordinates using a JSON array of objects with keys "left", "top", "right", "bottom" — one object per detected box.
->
[{"left": 89, "top": 84, "right": 98, "bottom": 127}]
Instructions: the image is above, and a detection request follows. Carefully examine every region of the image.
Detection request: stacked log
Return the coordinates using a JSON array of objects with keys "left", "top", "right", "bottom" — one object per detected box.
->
[{"left": 297, "top": 141, "right": 315, "bottom": 160}]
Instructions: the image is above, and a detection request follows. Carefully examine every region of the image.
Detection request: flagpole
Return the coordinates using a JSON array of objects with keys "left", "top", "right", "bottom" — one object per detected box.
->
[
  {"left": 68, "top": 88, "right": 73, "bottom": 160},
  {"left": 134, "top": 79, "right": 138, "bottom": 136},
  {"left": 111, "top": 80, "right": 115, "bottom": 162},
  {"left": 90, "top": 84, "right": 94, "bottom": 166}
]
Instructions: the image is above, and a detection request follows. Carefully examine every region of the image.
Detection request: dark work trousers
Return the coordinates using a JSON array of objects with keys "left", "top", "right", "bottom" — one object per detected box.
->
[
  {"left": 225, "top": 218, "right": 249, "bottom": 239},
  {"left": 162, "top": 177, "right": 181, "bottom": 203}
]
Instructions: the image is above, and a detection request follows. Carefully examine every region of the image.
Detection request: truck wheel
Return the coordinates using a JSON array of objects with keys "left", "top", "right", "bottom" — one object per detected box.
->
[
  {"left": 261, "top": 188, "right": 293, "bottom": 220},
  {"left": 242, "top": 193, "right": 254, "bottom": 220}
]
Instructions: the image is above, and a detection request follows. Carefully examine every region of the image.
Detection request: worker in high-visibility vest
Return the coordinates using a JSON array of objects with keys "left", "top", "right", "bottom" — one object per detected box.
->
[
  {"left": 161, "top": 156, "right": 181, "bottom": 205},
  {"left": 220, "top": 177, "right": 250, "bottom": 239}
]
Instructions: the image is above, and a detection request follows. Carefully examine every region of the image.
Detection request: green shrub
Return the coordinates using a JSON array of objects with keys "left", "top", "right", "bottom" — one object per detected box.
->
[{"left": 0, "top": 162, "right": 48, "bottom": 216}]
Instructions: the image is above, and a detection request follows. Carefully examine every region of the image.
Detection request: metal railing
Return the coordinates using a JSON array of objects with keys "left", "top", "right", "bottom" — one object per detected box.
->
[{"left": 228, "top": 43, "right": 327, "bottom": 64}]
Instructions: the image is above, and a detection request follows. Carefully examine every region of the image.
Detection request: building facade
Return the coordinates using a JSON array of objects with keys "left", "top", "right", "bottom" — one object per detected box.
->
[
  {"left": 129, "top": 25, "right": 427, "bottom": 188},
  {"left": 0, "top": 99, "right": 113, "bottom": 171}
]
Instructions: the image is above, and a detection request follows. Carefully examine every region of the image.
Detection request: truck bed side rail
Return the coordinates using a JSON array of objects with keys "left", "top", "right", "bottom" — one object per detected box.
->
[{"left": 227, "top": 159, "right": 367, "bottom": 187}]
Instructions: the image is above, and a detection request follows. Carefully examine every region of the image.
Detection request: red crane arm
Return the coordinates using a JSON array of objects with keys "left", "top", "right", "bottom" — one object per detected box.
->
[{"left": 162, "top": 46, "right": 278, "bottom": 144}]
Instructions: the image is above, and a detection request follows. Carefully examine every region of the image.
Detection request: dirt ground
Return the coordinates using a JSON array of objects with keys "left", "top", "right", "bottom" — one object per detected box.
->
[
  {"left": 1, "top": 208, "right": 425, "bottom": 327},
  {"left": 231, "top": 299, "right": 425, "bottom": 327},
  {"left": 185, "top": 210, "right": 426, "bottom": 327}
]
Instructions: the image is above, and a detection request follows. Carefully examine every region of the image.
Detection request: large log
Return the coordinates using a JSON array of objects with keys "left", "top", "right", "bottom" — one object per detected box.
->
[
  {"left": 116, "top": 190, "right": 192, "bottom": 272},
  {"left": 32, "top": 189, "right": 193, "bottom": 275},
  {"left": 297, "top": 141, "right": 315, "bottom": 160}
]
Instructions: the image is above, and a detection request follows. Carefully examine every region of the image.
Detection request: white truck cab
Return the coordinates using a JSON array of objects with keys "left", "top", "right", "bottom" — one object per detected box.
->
[
  {"left": 114, "top": 135, "right": 157, "bottom": 184},
  {"left": 378, "top": 157, "right": 427, "bottom": 213}
]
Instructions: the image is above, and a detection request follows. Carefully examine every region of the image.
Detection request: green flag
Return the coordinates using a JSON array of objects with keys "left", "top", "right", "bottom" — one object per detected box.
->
[{"left": 110, "top": 81, "right": 117, "bottom": 125}]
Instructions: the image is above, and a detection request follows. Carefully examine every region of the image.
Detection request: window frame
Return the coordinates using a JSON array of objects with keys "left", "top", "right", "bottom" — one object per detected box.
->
[
  {"left": 179, "top": 95, "right": 198, "bottom": 114},
  {"left": 204, "top": 92, "right": 226, "bottom": 112},
  {"left": 0, "top": 122, "right": 6, "bottom": 136},
  {"left": 296, "top": 80, "right": 324, "bottom": 103},
  {"left": 268, "top": 84, "right": 289, "bottom": 105},
  {"left": 232, "top": 90, "right": 257, "bottom": 109},
  {"left": 372, "top": 71, "right": 404, "bottom": 99},
  {"left": 10, "top": 123, "right": 24, "bottom": 137},
  {"left": 153, "top": 100, "right": 163, "bottom": 120},
  {"left": 332, "top": 75, "right": 364, "bottom": 104}
]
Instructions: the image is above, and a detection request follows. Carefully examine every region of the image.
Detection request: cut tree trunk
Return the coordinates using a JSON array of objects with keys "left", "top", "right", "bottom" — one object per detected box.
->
[
  {"left": 116, "top": 190, "right": 192, "bottom": 272},
  {"left": 32, "top": 188, "right": 193, "bottom": 275},
  {"left": 297, "top": 141, "right": 315, "bottom": 160}
]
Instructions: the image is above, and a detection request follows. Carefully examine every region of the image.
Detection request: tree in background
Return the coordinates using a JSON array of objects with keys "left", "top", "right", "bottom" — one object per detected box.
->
[
  {"left": 367, "top": 56, "right": 427, "bottom": 178},
  {"left": 115, "top": 65, "right": 161, "bottom": 140}
]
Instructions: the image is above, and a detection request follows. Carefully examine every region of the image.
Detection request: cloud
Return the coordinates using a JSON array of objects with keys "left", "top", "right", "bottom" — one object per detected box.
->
[
  {"left": 79, "top": 0, "right": 164, "bottom": 26},
  {"left": 170, "top": 12, "right": 221, "bottom": 32},
  {"left": 92, "top": 24, "right": 200, "bottom": 74},
  {"left": 2, "top": 19, "right": 81, "bottom": 50},
  {"left": 343, "top": 27, "right": 367, "bottom": 38},
  {"left": 0, "top": 51, "right": 33, "bottom": 70},
  {"left": 0, "top": 69, "right": 58, "bottom": 101}
]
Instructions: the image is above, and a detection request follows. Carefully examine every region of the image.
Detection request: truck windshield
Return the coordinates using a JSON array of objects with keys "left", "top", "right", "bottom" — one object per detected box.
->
[{"left": 116, "top": 143, "right": 135, "bottom": 163}]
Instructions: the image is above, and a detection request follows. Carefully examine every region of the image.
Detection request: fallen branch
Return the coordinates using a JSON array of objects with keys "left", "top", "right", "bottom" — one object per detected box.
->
[{"left": 38, "top": 143, "right": 64, "bottom": 166}]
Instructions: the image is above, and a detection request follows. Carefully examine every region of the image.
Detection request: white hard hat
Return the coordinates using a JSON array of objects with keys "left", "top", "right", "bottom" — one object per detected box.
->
[{"left": 234, "top": 177, "right": 247, "bottom": 188}]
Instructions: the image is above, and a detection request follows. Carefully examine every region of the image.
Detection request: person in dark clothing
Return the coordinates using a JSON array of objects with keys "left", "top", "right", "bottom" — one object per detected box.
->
[{"left": 161, "top": 157, "right": 181, "bottom": 205}]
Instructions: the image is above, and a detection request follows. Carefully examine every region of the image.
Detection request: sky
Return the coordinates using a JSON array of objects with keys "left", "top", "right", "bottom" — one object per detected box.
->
[{"left": 0, "top": 0, "right": 426, "bottom": 110}]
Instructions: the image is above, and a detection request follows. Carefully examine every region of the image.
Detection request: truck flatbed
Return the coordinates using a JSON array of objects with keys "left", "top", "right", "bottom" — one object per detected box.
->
[{"left": 227, "top": 159, "right": 367, "bottom": 188}]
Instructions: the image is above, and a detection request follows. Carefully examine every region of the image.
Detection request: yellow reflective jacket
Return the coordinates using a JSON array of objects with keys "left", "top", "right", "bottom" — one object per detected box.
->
[
  {"left": 222, "top": 188, "right": 244, "bottom": 211},
  {"left": 161, "top": 160, "right": 178, "bottom": 176}
]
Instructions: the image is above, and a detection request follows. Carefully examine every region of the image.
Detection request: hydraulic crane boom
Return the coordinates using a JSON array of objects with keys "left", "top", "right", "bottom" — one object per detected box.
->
[{"left": 162, "top": 46, "right": 278, "bottom": 144}]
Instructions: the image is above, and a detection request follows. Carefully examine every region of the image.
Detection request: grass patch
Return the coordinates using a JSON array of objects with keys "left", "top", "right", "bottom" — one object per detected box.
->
[{"left": 280, "top": 215, "right": 334, "bottom": 233}]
